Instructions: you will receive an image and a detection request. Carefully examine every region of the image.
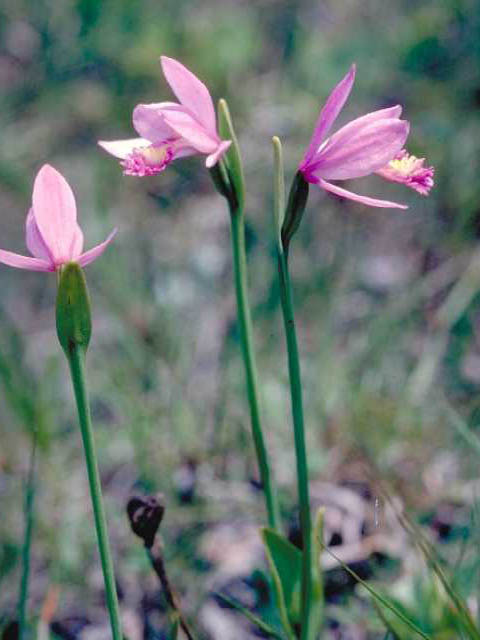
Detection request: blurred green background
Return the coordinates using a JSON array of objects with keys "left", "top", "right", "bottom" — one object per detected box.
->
[{"left": 1, "top": 0, "right": 480, "bottom": 638}]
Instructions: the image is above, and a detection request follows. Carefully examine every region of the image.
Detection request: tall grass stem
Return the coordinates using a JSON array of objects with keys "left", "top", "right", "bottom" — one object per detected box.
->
[{"left": 18, "top": 429, "right": 37, "bottom": 640}]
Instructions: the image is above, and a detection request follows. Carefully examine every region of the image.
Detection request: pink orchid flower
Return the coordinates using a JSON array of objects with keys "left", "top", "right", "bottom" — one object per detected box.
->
[
  {"left": 98, "top": 56, "right": 231, "bottom": 176},
  {"left": 299, "top": 65, "right": 434, "bottom": 209},
  {"left": 0, "top": 164, "right": 116, "bottom": 272}
]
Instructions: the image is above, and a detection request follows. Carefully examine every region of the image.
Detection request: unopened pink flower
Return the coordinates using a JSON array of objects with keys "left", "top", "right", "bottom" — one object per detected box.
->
[
  {"left": 299, "top": 65, "right": 433, "bottom": 209},
  {"left": 98, "top": 56, "right": 231, "bottom": 176},
  {"left": 0, "top": 164, "right": 116, "bottom": 272},
  {"left": 375, "top": 149, "right": 434, "bottom": 195}
]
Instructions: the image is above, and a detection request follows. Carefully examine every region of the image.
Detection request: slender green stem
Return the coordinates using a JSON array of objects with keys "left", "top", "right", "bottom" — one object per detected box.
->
[
  {"left": 67, "top": 346, "right": 122, "bottom": 640},
  {"left": 18, "top": 429, "right": 37, "bottom": 640},
  {"left": 277, "top": 247, "right": 315, "bottom": 640},
  {"left": 229, "top": 206, "right": 281, "bottom": 532}
]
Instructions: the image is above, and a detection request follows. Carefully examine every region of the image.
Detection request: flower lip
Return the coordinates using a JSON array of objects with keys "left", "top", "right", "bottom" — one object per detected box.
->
[
  {"left": 375, "top": 149, "right": 435, "bottom": 195},
  {"left": 0, "top": 165, "right": 116, "bottom": 272}
]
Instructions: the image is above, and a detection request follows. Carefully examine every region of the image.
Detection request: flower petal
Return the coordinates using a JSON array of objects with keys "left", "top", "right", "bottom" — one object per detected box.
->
[
  {"left": 32, "top": 165, "right": 80, "bottom": 265},
  {"left": 98, "top": 138, "right": 150, "bottom": 160},
  {"left": 161, "top": 109, "right": 218, "bottom": 153},
  {"left": 70, "top": 225, "right": 84, "bottom": 259},
  {"left": 205, "top": 140, "right": 232, "bottom": 168},
  {"left": 317, "top": 178, "right": 408, "bottom": 209},
  {"left": 0, "top": 249, "right": 53, "bottom": 271},
  {"left": 77, "top": 228, "right": 117, "bottom": 268},
  {"left": 301, "top": 64, "right": 356, "bottom": 169},
  {"left": 26, "top": 208, "right": 53, "bottom": 262},
  {"left": 309, "top": 119, "right": 409, "bottom": 180},
  {"left": 160, "top": 56, "right": 216, "bottom": 133},
  {"left": 133, "top": 103, "right": 178, "bottom": 141}
]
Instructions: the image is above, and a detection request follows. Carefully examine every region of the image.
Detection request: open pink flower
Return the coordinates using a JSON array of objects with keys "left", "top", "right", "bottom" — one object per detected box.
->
[
  {"left": 0, "top": 164, "right": 116, "bottom": 272},
  {"left": 98, "top": 56, "right": 231, "bottom": 176},
  {"left": 299, "top": 65, "right": 433, "bottom": 208}
]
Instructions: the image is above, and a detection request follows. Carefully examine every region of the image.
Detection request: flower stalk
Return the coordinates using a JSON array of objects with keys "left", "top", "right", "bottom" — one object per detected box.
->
[
  {"left": 209, "top": 99, "right": 281, "bottom": 533},
  {"left": 277, "top": 248, "right": 318, "bottom": 640},
  {"left": 229, "top": 203, "right": 280, "bottom": 532},
  {"left": 273, "top": 138, "right": 322, "bottom": 640},
  {"left": 56, "top": 263, "right": 122, "bottom": 640}
]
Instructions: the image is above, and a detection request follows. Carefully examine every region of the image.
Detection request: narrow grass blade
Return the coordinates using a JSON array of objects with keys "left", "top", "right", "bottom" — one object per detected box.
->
[
  {"left": 215, "top": 592, "right": 286, "bottom": 639},
  {"left": 321, "top": 545, "right": 432, "bottom": 639}
]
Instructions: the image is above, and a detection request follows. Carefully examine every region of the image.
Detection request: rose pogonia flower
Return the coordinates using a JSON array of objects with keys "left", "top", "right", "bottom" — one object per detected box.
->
[
  {"left": 98, "top": 56, "right": 231, "bottom": 176},
  {"left": 299, "top": 65, "right": 433, "bottom": 208},
  {"left": 0, "top": 164, "right": 116, "bottom": 272}
]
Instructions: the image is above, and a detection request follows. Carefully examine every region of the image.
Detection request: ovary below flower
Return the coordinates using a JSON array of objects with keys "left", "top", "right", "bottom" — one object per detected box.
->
[
  {"left": 375, "top": 149, "right": 434, "bottom": 195},
  {"left": 99, "top": 56, "right": 231, "bottom": 176},
  {"left": 0, "top": 165, "right": 116, "bottom": 272}
]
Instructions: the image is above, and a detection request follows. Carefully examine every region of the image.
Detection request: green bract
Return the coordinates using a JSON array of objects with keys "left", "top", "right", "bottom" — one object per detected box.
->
[{"left": 56, "top": 262, "right": 92, "bottom": 355}]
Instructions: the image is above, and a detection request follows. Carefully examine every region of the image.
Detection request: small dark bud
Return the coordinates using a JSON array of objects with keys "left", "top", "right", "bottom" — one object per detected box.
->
[{"left": 126, "top": 494, "right": 165, "bottom": 548}]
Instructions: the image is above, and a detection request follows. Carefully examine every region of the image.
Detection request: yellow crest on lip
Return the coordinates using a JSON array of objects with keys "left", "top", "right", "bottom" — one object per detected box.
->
[
  {"left": 140, "top": 144, "right": 171, "bottom": 166},
  {"left": 388, "top": 152, "right": 422, "bottom": 177}
]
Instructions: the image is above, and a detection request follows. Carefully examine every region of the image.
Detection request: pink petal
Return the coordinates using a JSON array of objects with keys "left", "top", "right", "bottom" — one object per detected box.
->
[
  {"left": 98, "top": 138, "right": 150, "bottom": 160},
  {"left": 161, "top": 109, "right": 218, "bottom": 154},
  {"left": 0, "top": 249, "right": 53, "bottom": 271},
  {"left": 317, "top": 178, "right": 408, "bottom": 209},
  {"left": 308, "top": 119, "right": 409, "bottom": 180},
  {"left": 133, "top": 103, "right": 178, "bottom": 141},
  {"left": 77, "top": 228, "right": 117, "bottom": 268},
  {"left": 205, "top": 140, "right": 232, "bottom": 168},
  {"left": 70, "top": 225, "right": 84, "bottom": 258},
  {"left": 26, "top": 208, "right": 53, "bottom": 262},
  {"left": 31, "top": 165, "right": 80, "bottom": 265},
  {"left": 160, "top": 56, "right": 216, "bottom": 133},
  {"left": 301, "top": 64, "right": 356, "bottom": 168},
  {"left": 324, "top": 105, "right": 403, "bottom": 145}
]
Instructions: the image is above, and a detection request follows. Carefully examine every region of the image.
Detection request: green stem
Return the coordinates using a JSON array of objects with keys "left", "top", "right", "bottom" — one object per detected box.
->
[
  {"left": 67, "top": 346, "right": 122, "bottom": 640},
  {"left": 277, "top": 247, "right": 315, "bottom": 640},
  {"left": 229, "top": 206, "right": 281, "bottom": 532},
  {"left": 18, "top": 429, "right": 37, "bottom": 640}
]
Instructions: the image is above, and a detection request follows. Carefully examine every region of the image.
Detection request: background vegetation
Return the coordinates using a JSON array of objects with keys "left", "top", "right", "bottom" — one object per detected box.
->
[{"left": 1, "top": 0, "right": 480, "bottom": 637}]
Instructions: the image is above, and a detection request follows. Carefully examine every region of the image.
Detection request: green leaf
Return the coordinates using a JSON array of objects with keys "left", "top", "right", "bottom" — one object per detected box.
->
[
  {"left": 272, "top": 136, "right": 286, "bottom": 250},
  {"left": 309, "top": 508, "right": 325, "bottom": 634},
  {"left": 261, "top": 527, "right": 301, "bottom": 638},
  {"left": 321, "top": 544, "right": 432, "bottom": 640},
  {"left": 218, "top": 98, "right": 245, "bottom": 211},
  {"left": 215, "top": 592, "right": 285, "bottom": 639},
  {"left": 169, "top": 615, "right": 180, "bottom": 639},
  {"left": 55, "top": 262, "right": 92, "bottom": 356}
]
